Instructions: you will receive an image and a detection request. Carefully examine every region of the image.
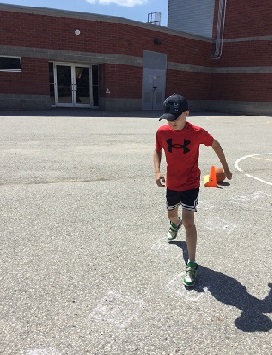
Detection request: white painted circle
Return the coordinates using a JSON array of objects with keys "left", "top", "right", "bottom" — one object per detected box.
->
[{"left": 235, "top": 153, "right": 272, "bottom": 186}]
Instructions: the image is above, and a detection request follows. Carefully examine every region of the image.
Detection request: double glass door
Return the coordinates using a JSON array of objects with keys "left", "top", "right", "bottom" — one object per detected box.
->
[{"left": 50, "top": 63, "right": 99, "bottom": 108}]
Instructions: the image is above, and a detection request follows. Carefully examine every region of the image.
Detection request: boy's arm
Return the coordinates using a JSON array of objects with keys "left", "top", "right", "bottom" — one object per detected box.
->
[
  {"left": 211, "top": 140, "right": 233, "bottom": 180},
  {"left": 153, "top": 149, "right": 165, "bottom": 187}
]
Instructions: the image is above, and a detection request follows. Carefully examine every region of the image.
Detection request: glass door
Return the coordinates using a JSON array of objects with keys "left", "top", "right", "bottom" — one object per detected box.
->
[
  {"left": 74, "top": 66, "right": 90, "bottom": 106},
  {"left": 53, "top": 63, "right": 92, "bottom": 107},
  {"left": 56, "top": 64, "right": 73, "bottom": 106}
]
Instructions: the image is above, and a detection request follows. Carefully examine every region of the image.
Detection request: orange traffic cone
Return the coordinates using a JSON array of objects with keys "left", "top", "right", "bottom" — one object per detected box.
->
[{"left": 204, "top": 165, "right": 218, "bottom": 187}]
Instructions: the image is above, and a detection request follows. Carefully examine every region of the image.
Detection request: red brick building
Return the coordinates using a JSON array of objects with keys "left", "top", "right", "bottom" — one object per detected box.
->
[{"left": 0, "top": 1, "right": 271, "bottom": 114}]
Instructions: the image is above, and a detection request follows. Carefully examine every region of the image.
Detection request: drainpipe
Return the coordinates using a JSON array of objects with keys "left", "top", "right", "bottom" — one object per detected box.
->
[{"left": 212, "top": 0, "right": 227, "bottom": 59}]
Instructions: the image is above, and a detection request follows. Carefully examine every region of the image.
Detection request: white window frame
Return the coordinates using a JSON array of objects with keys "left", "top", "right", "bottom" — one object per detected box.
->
[{"left": 0, "top": 56, "right": 21, "bottom": 72}]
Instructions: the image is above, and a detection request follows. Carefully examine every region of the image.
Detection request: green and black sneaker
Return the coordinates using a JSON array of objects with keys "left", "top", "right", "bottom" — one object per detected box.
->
[
  {"left": 183, "top": 261, "right": 198, "bottom": 287},
  {"left": 167, "top": 218, "right": 182, "bottom": 241}
]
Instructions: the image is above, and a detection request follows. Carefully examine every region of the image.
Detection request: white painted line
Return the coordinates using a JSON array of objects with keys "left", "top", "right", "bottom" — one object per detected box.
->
[
  {"left": 235, "top": 153, "right": 272, "bottom": 186},
  {"left": 251, "top": 156, "right": 272, "bottom": 162}
]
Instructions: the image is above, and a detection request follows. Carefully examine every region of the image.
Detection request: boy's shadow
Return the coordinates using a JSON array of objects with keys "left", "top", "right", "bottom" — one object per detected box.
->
[{"left": 169, "top": 240, "right": 272, "bottom": 332}]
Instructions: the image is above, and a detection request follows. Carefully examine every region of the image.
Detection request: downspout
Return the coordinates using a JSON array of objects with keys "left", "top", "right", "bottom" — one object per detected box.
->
[{"left": 212, "top": 0, "right": 227, "bottom": 59}]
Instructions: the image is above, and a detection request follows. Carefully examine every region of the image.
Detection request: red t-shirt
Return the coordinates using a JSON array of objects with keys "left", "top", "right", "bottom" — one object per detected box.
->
[{"left": 155, "top": 122, "right": 214, "bottom": 191}]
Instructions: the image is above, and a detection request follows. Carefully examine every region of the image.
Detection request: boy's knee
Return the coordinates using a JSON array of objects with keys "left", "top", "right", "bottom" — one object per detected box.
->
[{"left": 182, "top": 218, "right": 195, "bottom": 230}]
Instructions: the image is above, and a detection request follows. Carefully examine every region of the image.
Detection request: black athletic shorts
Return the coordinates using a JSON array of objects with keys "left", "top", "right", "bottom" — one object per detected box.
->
[{"left": 166, "top": 188, "right": 199, "bottom": 212}]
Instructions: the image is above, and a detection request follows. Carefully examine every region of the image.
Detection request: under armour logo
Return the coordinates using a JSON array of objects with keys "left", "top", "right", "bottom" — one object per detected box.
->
[{"left": 166, "top": 138, "right": 191, "bottom": 154}]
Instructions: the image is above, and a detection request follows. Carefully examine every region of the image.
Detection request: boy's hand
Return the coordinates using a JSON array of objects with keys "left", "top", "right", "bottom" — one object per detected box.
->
[
  {"left": 224, "top": 169, "right": 233, "bottom": 180},
  {"left": 155, "top": 173, "right": 165, "bottom": 187}
]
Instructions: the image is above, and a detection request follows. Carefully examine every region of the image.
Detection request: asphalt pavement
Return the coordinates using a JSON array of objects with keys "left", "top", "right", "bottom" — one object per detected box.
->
[{"left": 0, "top": 110, "right": 271, "bottom": 355}]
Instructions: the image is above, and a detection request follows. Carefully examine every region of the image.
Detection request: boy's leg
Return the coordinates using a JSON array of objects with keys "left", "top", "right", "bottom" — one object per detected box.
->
[
  {"left": 167, "top": 207, "right": 182, "bottom": 240},
  {"left": 182, "top": 208, "right": 197, "bottom": 261},
  {"left": 168, "top": 207, "right": 179, "bottom": 226},
  {"left": 182, "top": 207, "right": 198, "bottom": 286},
  {"left": 166, "top": 189, "right": 182, "bottom": 241}
]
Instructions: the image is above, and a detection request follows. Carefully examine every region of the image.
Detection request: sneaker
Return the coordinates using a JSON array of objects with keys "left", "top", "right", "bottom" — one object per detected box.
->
[
  {"left": 183, "top": 262, "right": 198, "bottom": 287},
  {"left": 167, "top": 218, "right": 182, "bottom": 241}
]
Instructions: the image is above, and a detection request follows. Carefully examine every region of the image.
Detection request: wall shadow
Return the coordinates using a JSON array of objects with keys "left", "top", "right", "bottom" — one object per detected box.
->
[
  {"left": 0, "top": 108, "right": 162, "bottom": 118},
  {"left": 169, "top": 240, "right": 272, "bottom": 332}
]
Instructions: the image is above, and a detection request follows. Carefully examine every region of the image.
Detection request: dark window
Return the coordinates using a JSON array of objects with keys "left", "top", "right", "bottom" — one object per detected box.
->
[{"left": 0, "top": 56, "right": 21, "bottom": 71}]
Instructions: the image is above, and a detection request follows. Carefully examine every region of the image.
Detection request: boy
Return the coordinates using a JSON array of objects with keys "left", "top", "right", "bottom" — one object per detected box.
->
[{"left": 153, "top": 94, "right": 232, "bottom": 287}]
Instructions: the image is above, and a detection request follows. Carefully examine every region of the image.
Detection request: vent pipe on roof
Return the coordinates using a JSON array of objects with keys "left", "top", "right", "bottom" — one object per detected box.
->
[{"left": 212, "top": 0, "right": 227, "bottom": 59}]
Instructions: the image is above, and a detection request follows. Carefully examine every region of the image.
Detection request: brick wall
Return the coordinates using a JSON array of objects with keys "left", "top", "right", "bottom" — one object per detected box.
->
[
  {"left": 210, "top": 73, "right": 272, "bottom": 102},
  {"left": 0, "top": 6, "right": 212, "bottom": 105},
  {"left": 0, "top": 3, "right": 271, "bottom": 112},
  {"left": 211, "top": 0, "right": 272, "bottom": 106},
  {"left": 100, "top": 64, "right": 142, "bottom": 99},
  {"left": 0, "top": 9, "right": 212, "bottom": 67},
  {"left": 0, "top": 58, "right": 49, "bottom": 95},
  {"left": 166, "top": 70, "right": 211, "bottom": 101},
  {"left": 212, "top": 0, "right": 272, "bottom": 40},
  {"left": 222, "top": 0, "right": 272, "bottom": 39}
]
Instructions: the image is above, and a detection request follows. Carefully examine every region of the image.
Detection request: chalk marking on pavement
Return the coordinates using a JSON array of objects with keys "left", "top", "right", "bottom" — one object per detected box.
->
[
  {"left": 166, "top": 274, "right": 211, "bottom": 301},
  {"left": 198, "top": 199, "right": 216, "bottom": 211},
  {"left": 228, "top": 190, "right": 271, "bottom": 210},
  {"left": 202, "top": 216, "right": 237, "bottom": 235},
  {"left": 150, "top": 239, "right": 180, "bottom": 259},
  {"left": 235, "top": 153, "right": 272, "bottom": 186},
  {"left": 150, "top": 239, "right": 172, "bottom": 252},
  {"left": 90, "top": 290, "right": 144, "bottom": 329}
]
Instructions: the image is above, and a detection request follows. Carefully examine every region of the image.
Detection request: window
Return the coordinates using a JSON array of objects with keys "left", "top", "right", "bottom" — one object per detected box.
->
[{"left": 0, "top": 56, "right": 21, "bottom": 72}]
